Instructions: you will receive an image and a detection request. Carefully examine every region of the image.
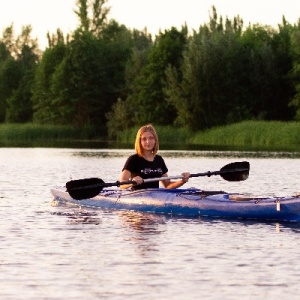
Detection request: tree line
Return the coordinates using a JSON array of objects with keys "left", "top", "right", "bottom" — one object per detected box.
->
[{"left": 0, "top": 0, "right": 300, "bottom": 138}]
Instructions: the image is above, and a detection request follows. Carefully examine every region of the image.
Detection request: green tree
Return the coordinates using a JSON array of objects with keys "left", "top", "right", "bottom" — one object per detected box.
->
[
  {"left": 265, "top": 19, "right": 295, "bottom": 120},
  {"left": 32, "top": 0, "right": 134, "bottom": 133},
  {"left": 289, "top": 20, "right": 300, "bottom": 119},
  {"left": 165, "top": 7, "right": 297, "bottom": 130},
  {"left": 165, "top": 8, "right": 246, "bottom": 130},
  {"left": 106, "top": 29, "right": 153, "bottom": 137},
  {"left": 74, "top": 0, "right": 110, "bottom": 37},
  {"left": 48, "top": 31, "right": 108, "bottom": 127},
  {"left": 0, "top": 41, "right": 13, "bottom": 121},
  {"left": 31, "top": 41, "right": 67, "bottom": 123},
  {"left": 39, "top": 23, "right": 132, "bottom": 129},
  {"left": 5, "top": 56, "right": 34, "bottom": 122},
  {"left": 126, "top": 26, "right": 188, "bottom": 125},
  {"left": 46, "top": 28, "right": 69, "bottom": 49},
  {"left": 0, "top": 25, "right": 39, "bottom": 122}
]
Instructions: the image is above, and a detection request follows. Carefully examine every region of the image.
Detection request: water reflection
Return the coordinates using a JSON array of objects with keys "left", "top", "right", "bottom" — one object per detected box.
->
[
  {"left": 196, "top": 215, "right": 300, "bottom": 233},
  {"left": 118, "top": 211, "right": 166, "bottom": 232},
  {"left": 115, "top": 211, "right": 167, "bottom": 255},
  {"left": 71, "top": 149, "right": 132, "bottom": 158},
  {"left": 51, "top": 210, "right": 101, "bottom": 225},
  {"left": 278, "top": 222, "right": 300, "bottom": 233}
]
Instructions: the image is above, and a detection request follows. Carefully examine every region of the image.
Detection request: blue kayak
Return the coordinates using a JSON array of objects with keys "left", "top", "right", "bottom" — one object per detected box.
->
[{"left": 51, "top": 187, "right": 300, "bottom": 222}]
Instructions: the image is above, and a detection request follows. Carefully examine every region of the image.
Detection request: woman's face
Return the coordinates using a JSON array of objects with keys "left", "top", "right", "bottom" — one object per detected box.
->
[{"left": 140, "top": 131, "right": 156, "bottom": 152}]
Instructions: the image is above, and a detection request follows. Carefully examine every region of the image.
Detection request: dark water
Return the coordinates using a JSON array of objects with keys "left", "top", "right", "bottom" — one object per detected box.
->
[{"left": 1, "top": 148, "right": 300, "bottom": 299}]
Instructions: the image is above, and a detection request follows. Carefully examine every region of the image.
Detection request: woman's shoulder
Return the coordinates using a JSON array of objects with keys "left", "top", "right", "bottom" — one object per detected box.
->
[
  {"left": 126, "top": 153, "right": 140, "bottom": 162},
  {"left": 154, "top": 154, "right": 165, "bottom": 162},
  {"left": 123, "top": 153, "right": 140, "bottom": 169}
]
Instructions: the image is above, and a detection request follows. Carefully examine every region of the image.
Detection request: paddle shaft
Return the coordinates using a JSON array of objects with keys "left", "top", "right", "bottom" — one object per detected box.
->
[
  {"left": 69, "top": 176, "right": 183, "bottom": 190},
  {"left": 137, "top": 168, "right": 249, "bottom": 184},
  {"left": 72, "top": 168, "right": 248, "bottom": 190}
]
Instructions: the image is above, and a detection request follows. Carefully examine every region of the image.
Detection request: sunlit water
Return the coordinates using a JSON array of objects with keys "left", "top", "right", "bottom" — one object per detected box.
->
[{"left": 0, "top": 148, "right": 299, "bottom": 299}]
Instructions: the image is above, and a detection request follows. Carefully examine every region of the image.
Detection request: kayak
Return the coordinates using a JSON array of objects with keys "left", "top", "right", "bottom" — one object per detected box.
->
[
  {"left": 51, "top": 161, "right": 300, "bottom": 222},
  {"left": 50, "top": 187, "right": 300, "bottom": 222}
]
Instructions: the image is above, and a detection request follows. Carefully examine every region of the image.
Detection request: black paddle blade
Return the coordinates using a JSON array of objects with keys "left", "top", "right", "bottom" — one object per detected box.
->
[
  {"left": 66, "top": 178, "right": 105, "bottom": 200},
  {"left": 220, "top": 161, "right": 250, "bottom": 181}
]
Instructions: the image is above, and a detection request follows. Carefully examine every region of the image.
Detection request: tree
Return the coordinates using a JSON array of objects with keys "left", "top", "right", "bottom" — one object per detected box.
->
[
  {"left": 0, "top": 55, "right": 20, "bottom": 121},
  {"left": 106, "top": 29, "right": 153, "bottom": 137},
  {"left": 31, "top": 41, "right": 67, "bottom": 123},
  {"left": 5, "top": 45, "right": 36, "bottom": 122},
  {"left": 126, "top": 26, "right": 188, "bottom": 125},
  {"left": 0, "top": 41, "right": 13, "bottom": 121},
  {"left": 48, "top": 31, "right": 108, "bottom": 127},
  {"left": 165, "top": 8, "right": 297, "bottom": 130},
  {"left": 37, "top": 22, "right": 133, "bottom": 129},
  {"left": 289, "top": 20, "right": 300, "bottom": 119},
  {"left": 74, "top": 0, "right": 110, "bottom": 37},
  {"left": 46, "top": 28, "right": 69, "bottom": 49},
  {"left": 165, "top": 9, "right": 247, "bottom": 130},
  {"left": 0, "top": 25, "right": 39, "bottom": 122}
]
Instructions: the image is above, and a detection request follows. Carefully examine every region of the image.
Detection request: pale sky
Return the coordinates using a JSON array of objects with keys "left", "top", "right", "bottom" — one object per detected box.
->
[{"left": 0, "top": 0, "right": 299, "bottom": 49}]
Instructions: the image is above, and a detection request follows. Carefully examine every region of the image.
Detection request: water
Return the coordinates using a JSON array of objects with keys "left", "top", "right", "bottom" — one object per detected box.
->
[{"left": 0, "top": 148, "right": 300, "bottom": 299}]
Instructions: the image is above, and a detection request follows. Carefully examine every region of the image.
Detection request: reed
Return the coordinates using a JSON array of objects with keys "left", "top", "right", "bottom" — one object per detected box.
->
[
  {"left": 191, "top": 121, "right": 300, "bottom": 147},
  {"left": 116, "top": 121, "right": 300, "bottom": 151},
  {"left": 116, "top": 125, "right": 193, "bottom": 145},
  {"left": 0, "top": 123, "right": 78, "bottom": 141},
  {"left": 1, "top": 121, "right": 299, "bottom": 150}
]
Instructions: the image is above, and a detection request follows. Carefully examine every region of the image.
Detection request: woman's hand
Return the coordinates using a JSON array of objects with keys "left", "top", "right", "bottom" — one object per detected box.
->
[
  {"left": 132, "top": 176, "right": 144, "bottom": 185},
  {"left": 181, "top": 172, "right": 190, "bottom": 183}
]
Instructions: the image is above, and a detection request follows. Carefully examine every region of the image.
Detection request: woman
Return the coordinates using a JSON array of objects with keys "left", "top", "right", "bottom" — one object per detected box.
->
[{"left": 120, "top": 124, "right": 190, "bottom": 190}]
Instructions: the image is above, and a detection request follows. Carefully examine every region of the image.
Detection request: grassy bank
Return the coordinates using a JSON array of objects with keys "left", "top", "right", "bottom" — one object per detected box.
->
[
  {"left": 191, "top": 121, "right": 300, "bottom": 147},
  {"left": 0, "top": 123, "right": 92, "bottom": 147},
  {"left": 0, "top": 123, "right": 77, "bottom": 140},
  {"left": 0, "top": 121, "right": 299, "bottom": 151},
  {"left": 118, "top": 121, "right": 300, "bottom": 151}
]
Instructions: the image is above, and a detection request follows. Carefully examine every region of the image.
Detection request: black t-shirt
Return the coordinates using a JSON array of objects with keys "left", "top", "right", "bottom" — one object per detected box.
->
[{"left": 122, "top": 154, "right": 168, "bottom": 189}]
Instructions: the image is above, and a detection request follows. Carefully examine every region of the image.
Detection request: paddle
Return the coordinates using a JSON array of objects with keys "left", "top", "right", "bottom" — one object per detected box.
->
[{"left": 66, "top": 161, "right": 250, "bottom": 200}]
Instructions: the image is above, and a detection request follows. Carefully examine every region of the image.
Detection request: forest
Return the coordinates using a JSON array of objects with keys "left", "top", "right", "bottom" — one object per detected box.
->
[{"left": 0, "top": 0, "right": 300, "bottom": 139}]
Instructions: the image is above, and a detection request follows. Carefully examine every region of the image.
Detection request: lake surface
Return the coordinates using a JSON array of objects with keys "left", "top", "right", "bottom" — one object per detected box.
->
[{"left": 1, "top": 148, "right": 300, "bottom": 299}]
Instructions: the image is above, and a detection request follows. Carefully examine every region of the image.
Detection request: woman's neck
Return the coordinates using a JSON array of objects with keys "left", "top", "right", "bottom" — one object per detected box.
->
[{"left": 142, "top": 151, "right": 154, "bottom": 161}]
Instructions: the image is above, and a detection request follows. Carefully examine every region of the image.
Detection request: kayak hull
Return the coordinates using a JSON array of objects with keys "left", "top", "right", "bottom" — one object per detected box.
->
[{"left": 51, "top": 187, "right": 300, "bottom": 222}]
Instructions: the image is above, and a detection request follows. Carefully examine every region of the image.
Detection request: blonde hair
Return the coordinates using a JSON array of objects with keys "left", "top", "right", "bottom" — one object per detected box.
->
[{"left": 134, "top": 124, "right": 159, "bottom": 157}]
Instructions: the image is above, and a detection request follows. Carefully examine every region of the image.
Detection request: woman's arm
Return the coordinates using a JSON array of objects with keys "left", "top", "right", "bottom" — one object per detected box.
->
[
  {"left": 119, "top": 169, "right": 143, "bottom": 189},
  {"left": 160, "top": 172, "right": 190, "bottom": 189}
]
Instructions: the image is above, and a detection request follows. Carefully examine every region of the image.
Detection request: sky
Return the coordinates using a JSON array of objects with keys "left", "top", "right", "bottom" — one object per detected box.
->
[{"left": 0, "top": 0, "right": 299, "bottom": 49}]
